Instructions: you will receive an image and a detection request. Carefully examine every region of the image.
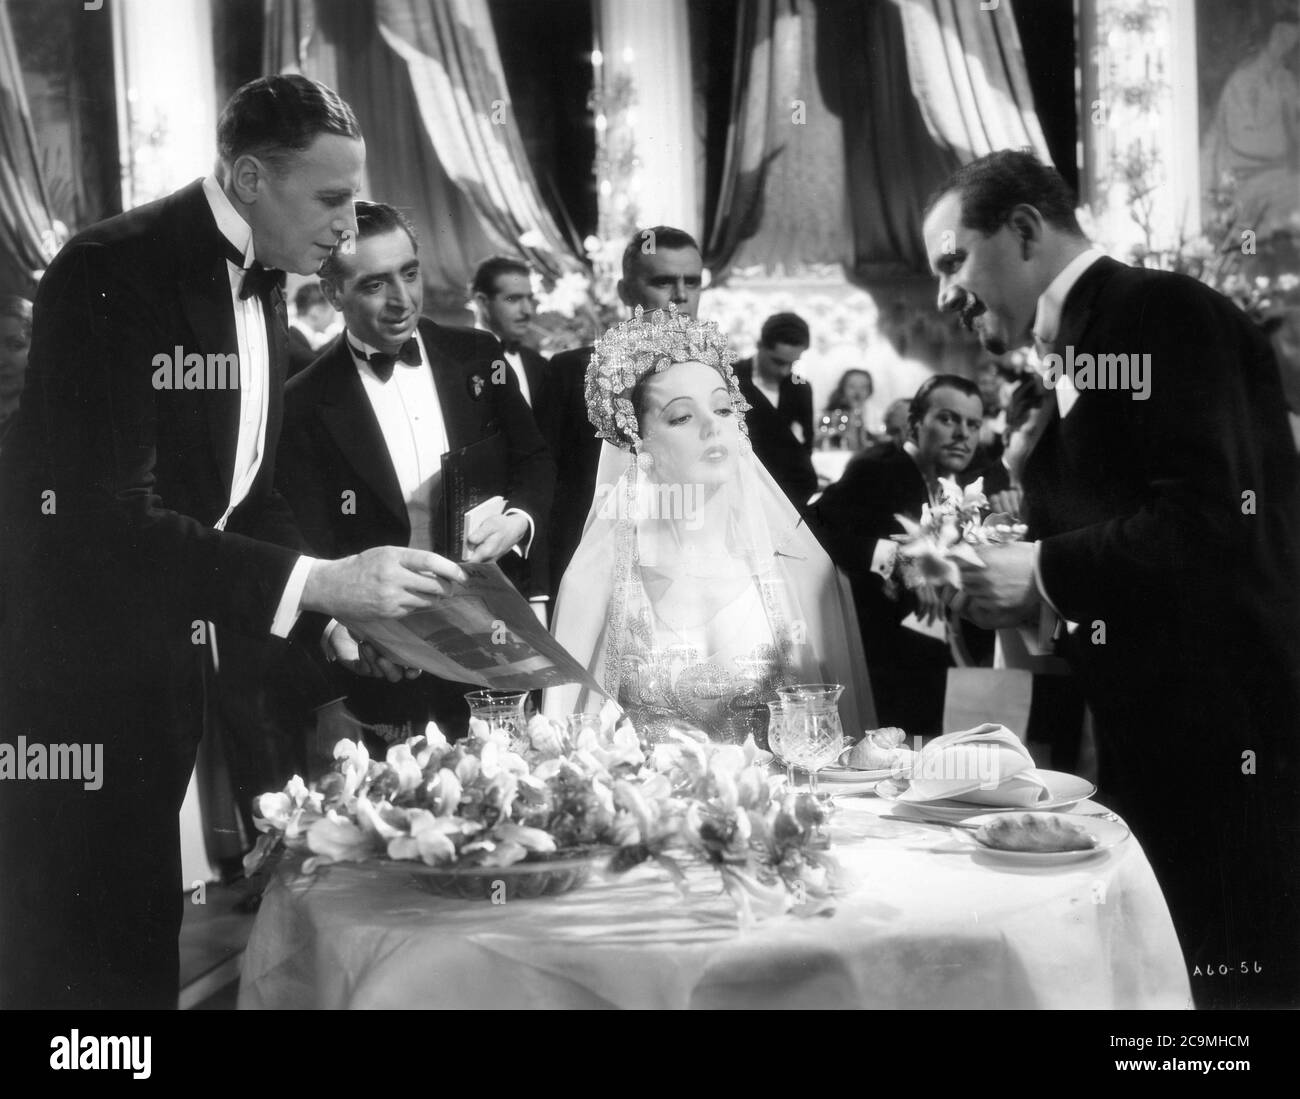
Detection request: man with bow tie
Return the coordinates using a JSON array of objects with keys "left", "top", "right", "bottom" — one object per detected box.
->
[
  {"left": 276, "top": 202, "right": 553, "bottom": 744},
  {"left": 469, "top": 255, "right": 551, "bottom": 614},
  {"left": 921, "top": 149, "right": 1300, "bottom": 1008},
  {"left": 0, "top": 76, "right": 472, "bottom": 1009}
]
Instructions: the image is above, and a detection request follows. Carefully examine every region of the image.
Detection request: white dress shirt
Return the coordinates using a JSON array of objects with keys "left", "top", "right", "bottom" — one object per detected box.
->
[
  {"left": 474, "top": 323, "right": 532, "bottom": 406},
  {"left": 345, "top": 330, "right": 535, "bottom": 558},
  {"left": 201, "top": 176, "right": 314, "bottom": 641},
  {"left": 347, "top": 330, "right": 448, "bottom": 552}
]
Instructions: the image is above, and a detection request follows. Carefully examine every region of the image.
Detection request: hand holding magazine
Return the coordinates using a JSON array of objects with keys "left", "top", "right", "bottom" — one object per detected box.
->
[{"left": 342, "top": 562, "right": 604, "bottom": 696}]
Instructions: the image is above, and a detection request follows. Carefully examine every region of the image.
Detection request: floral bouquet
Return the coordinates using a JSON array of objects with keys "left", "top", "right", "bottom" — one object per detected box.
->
[
  {"left": 246, "top": 712, "right": 837, "bottom": 924},
  {"left": 881, "top": 477, "right": 1024, "bottom": 602}
]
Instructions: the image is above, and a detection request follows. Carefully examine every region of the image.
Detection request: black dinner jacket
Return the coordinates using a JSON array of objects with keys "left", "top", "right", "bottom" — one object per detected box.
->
[
  {"left": 1024, "top": 256, "right": 1300, "bottom": 788},
  {"left": 540, "top": 344, "right": 602, "bottom": 599},
  {"left": 0, "top": 178, "right": 310, "bottom": 718},
  {"left": 733, "top": 358, "right": 818, "bottom": 507},
  {"left": 287, "top": 324, "right": 317, "bottom": 379},
  {"left": 277, "top": 318, "right": 554, "bottom": 560}
]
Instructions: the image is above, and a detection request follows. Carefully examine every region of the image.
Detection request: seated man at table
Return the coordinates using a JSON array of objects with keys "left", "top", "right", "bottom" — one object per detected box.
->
[
  {"left": 276, "top": 201, "right": 554, "bottom": 746},
  {"left": 809, "top": 375, "right": 986, "bottom": 737}
]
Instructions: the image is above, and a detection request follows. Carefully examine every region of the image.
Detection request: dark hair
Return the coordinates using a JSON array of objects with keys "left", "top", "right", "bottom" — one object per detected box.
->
[
  {"left": 217, "top": 74, "right": 360, "bottom": 172},
  {"left": 908, "top": 374, "right": 985, "bottom": 430},
  {"left": 760, "top": 312, "right": 810, "bottom": 349},
  {"left": 471, "top": 255, "right": 532, "bottom": 298},
  {"left": 0, "top": 295, "right": 32, "bottom": 337},
  {"left": 825, "top": 368, "right": 873, "bottom": 412},
  {"left": 293, "top": 281, "right": 328, "bottom": 313},
  {"left": 925, "top": 149, "right": 1083, "bottom": 237},
  {"left": 621, "top": 225, "right": 701, "bottom": 282},
  {"left": 318, "top": 200, "right": 418, "bottom": 285}
]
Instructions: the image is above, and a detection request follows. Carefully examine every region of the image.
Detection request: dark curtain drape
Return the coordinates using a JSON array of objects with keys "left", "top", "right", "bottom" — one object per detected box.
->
[
  {"left": 266, "top": 0, "right": 580, "bottom": 313},
  {"left": 823, "top": 0, "right": 959, "bottom": 279},
  {"left": 705, "top": 0, "right": 1049, "bottom": 281},
  {"left": 706, "top": 0, "right": 853, "bottom": 279},
  {"left": 0, "top": 0, "right": 57, "bottom": 296}
]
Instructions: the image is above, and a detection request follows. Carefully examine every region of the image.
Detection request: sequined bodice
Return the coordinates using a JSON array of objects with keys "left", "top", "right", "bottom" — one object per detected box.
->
[{"left": 616, "top": 571, "right": 795, "bottom": 744}]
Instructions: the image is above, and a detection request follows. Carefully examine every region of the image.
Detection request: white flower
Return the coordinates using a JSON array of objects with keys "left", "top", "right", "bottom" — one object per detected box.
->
[
  {"left": 527, "top": 715, "right": 567, "bottom": 756},
  {"left": 425, "top": 768, "right": 463, "bottom": 817},
  {"left": 303, "top": 811, "right": 371, "bottom": 871},
  {"left": 385, "top": 743, "right": 424, "bottom": 795},
  {"left": 333, "top": 738, "right": 371, "bottom": 798}
]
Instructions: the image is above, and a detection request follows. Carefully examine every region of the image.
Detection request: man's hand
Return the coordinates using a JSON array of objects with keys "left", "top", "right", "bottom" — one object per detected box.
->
[
  {"left": 956, "top": 540, "right": 1041, "bottom": 629},
  {"left": 988, "top": 487, "right": 1023, "bottom": 519},
  {"left": 325, "top": 623, "right": 421, "bottom": 682},
  {"left": 464, "top": 512, "right": 530, "bottom": 564},
  {"left": 302, "top": 546, "right": 467, "bottom": 620}
]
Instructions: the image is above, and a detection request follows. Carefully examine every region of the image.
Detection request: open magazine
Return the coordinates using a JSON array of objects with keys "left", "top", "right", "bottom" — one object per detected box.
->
[{"left": 342, "top": 562, "right": 606, "bottom": 696}]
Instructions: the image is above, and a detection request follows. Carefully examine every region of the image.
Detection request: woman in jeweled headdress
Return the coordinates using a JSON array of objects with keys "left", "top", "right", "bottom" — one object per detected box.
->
[{"left": 544, "top": 306, "right": 875, "bottom": 743}]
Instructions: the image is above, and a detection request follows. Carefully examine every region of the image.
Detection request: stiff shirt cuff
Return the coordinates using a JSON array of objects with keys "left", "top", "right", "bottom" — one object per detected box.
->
[
  {"left": 504, "top": 508, "right": 534, "bottom": 558},
  {"left": 271, "top": 555, "right": 318, "bottom": 638}
]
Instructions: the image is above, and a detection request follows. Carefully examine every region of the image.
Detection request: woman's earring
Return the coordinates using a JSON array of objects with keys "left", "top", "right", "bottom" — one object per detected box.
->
[{"left": 636, "top": 451, "right": 655, "bottom": 472}]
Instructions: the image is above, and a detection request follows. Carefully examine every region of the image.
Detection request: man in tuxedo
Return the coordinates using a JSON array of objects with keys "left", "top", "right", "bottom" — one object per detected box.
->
[
  {"left": 732, "top": 313, "right": 818, "bottom": 508},
  {"left": 809, "top": 375, "right": 985, "bottom": 737},
  {"left": 277, "top": 202, "right": 554, "bottom": 741},
  {"left": 470, "top": 255, "right": 551, "bottom": 614},
  {"left": 0, "top": 76, "right": 470, "bottom": 1009},
  {"left": 925, "top": 149, "right": 1300, "bottom": 1007},
  {"left": 543, "top": 225, "right": 702, "bottom": 598},
  {"left": 470, "top": 256, "right": 547, "bottom": 412},
  {"left": 287, "top": 281, "right": 338, "bottom": 377}
]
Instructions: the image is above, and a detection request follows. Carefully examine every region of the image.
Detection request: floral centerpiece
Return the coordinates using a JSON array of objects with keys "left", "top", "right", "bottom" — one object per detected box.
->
[{"left": 246, "top": 712, "right": 837, "bottom": 924}]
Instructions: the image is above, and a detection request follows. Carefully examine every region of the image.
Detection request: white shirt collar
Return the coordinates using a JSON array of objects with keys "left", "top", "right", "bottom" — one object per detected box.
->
[
  {"left": 1032, "top": 248, "right": 1105, "bottom": 348},
  {"left": 201, "top": 175, "right": 255, "bottom": 267}
]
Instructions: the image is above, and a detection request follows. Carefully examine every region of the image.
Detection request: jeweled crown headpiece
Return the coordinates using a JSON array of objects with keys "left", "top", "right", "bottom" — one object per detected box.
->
[{"left": 585, "top": 306, "right": 748, "bottom": 451}]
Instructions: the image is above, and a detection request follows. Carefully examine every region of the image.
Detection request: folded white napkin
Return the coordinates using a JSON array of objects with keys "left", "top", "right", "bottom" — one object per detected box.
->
[{"left": 898, "top": 723, "right": 1049, "bottom": 806}]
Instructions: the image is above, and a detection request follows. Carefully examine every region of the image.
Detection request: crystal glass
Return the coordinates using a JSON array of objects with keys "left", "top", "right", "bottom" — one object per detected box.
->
[
  {"left": 564, "top": 713, "right": 603, "bottom": 740},
  {"left": 464, "top": 689, "right": 529, "bottom": 752},
  {"left": 774, "top": 684, "right": 845, "bottom": 795},
  {"left": 766, "top": 700, "right": 795, "bottom": 783}
]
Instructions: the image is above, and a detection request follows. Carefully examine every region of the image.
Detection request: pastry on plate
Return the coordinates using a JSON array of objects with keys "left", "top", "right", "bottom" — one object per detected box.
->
[
  {"left": 975, "top": 813, "right": 1098, "bottom": 852},
  {"left": 841, "top": 727, "right": 911, "bottom": 771}
]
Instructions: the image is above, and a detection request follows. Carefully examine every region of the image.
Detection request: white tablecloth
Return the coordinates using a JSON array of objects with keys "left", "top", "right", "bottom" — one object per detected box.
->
[{"left": 238, "top": 798, "right": 1191, "bottom": 1009}]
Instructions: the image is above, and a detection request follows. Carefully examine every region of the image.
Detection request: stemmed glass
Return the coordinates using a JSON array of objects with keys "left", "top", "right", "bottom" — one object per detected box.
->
[
  {"left": 464, "top": 689, "right": 529, "bottom": 753},
  {"left": 773, "top": 684, "right": 845, "bottom": 797}
]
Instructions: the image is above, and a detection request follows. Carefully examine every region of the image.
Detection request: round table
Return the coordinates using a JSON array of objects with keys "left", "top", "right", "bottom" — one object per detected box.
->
[{"left": 237, "top": 796, "right": 1191, "bottom": 1009}]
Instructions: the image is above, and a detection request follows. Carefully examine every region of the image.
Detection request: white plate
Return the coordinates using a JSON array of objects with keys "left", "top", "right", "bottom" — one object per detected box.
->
[
  {"left": 961, "top": 812, "right": 1129, "bottom": 863},
  {"left": 874, "top": 770, "right": 1097, "bottom": 818}
]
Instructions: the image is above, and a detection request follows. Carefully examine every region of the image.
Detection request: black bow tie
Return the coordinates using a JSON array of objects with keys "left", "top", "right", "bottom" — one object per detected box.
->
[
  {"left": 501, "top": 339, "right": 521, "bottom": 355},
  {"left": 356, "top": 338, "right": 422, "bottom": 382},
  {"left": 219, "top": 237, "right": 284, "bottom": 302},
  {"left": 239, "top": 262, "right": 285, "bottom": 302}
]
